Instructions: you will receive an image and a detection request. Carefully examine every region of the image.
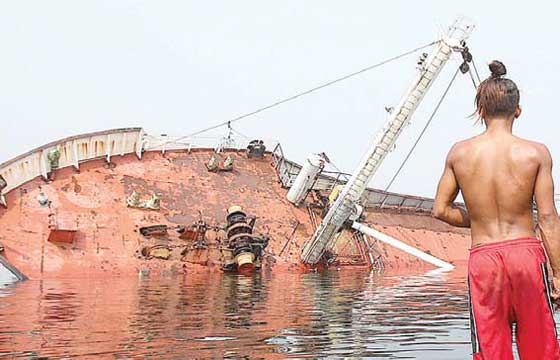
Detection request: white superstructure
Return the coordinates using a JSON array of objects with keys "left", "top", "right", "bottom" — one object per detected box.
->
[{"left": 286, "top": 154, "right": 326, "bottom": 205}]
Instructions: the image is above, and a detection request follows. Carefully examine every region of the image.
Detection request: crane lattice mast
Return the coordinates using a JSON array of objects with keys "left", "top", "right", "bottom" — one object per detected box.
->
[{"left": 301, "top": 18, "right": 474, "bottom": 264}]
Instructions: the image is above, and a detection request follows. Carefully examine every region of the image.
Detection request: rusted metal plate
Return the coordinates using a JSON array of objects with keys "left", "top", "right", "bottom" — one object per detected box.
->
[
  {"left": 48, "top": 229, "right": 77, "bottom": 244},
  {"left": 140, "top": 245, "right": 172, "bottom": 260},
  {"left": 179, "top": 229, "right": 199, "bottom": 241},
  {"left": 139, "top": 225, "right": 168, "bottom": 238}
]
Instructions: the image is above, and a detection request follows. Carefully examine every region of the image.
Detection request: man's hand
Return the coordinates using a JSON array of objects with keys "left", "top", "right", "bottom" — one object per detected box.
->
[{"left": 551, "top": 275, "right": 560, "bottom": 309}]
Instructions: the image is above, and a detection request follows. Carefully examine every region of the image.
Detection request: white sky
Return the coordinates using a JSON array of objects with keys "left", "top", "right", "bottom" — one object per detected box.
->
[{"left": 1, "top": 1, "right": 558, "bottom": 198}]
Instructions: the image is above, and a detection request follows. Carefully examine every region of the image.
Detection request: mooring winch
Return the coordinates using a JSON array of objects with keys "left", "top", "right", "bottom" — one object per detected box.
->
[{"left": 222, "top": 206, "right": 269, "bottom": 272}]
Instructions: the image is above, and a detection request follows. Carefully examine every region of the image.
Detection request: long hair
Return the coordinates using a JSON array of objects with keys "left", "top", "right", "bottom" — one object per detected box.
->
[{"left": 474, "top": 60, "right": 520, "bottom": 123}]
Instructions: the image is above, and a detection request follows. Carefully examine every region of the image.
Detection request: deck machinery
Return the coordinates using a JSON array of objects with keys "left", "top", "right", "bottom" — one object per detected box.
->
[{"left": 301, "top": 18, "right": 474, "bottom": 265}]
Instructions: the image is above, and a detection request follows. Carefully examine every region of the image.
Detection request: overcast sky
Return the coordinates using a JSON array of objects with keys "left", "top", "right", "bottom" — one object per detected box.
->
[{"left": 0, "top": 1, "right": 557, "bottom": 198}]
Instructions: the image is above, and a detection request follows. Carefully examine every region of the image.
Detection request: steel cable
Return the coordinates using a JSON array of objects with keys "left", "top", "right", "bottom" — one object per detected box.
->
[
  {"left": 146, "top": 41, "right": 439, "bottom": 150},
  {"left": 471, "top": 58, "right": 482, "bottom": 84}
]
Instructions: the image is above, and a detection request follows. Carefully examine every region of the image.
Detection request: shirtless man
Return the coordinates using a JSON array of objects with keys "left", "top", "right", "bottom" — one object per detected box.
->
[{"left": 433, "top": 60, "right": 560, "bottom": 360}]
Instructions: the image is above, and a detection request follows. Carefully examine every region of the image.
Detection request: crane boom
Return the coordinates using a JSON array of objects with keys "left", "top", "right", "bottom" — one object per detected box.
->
[{"left": 301, "top": 18, "right": 474, "bottom": 264}]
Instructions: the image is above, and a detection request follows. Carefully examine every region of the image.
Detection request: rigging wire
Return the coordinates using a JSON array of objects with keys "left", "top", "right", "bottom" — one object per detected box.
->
[
  {"left": 467, "top": 57, "right": 481, "bottom": 90},
  {"left": 471, "top": 57, "right": 482, "bottom": 84},
  {"left": 146, "top": 41, "right": 439, "bottom": 150},
  {"left": 230, "top": 127, "right": 251, "bottom": 140},
  {"left": 384, "top": 67, "right": 461, "bottom": 192},
  {"left": 467, "top": 67, "right": 478, "bottom": 89},
  {"left": 325, "top": 159, "right": 351, "bottom": 181}
]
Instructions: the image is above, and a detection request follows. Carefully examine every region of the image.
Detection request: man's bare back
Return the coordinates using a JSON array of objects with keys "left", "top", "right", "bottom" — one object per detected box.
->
[
  {"left": 434, "top": 117, "right": 560, "bottom": 259},
  {"left": 432, "top": 60, "right": 560, "bottom": 358},
  {"left": 445, "top": 131, "right": 549, "bottom": 247}
]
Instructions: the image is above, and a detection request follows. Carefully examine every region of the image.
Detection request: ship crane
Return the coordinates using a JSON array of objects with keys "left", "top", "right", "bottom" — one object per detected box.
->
[{"left": 301, "top": 18, "right": 474, "bottom": 265}]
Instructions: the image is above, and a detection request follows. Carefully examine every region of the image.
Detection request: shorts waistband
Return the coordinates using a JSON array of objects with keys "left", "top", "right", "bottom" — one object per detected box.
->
[{"left": 469, "top": 237, "right": 542, "bottom": 255}]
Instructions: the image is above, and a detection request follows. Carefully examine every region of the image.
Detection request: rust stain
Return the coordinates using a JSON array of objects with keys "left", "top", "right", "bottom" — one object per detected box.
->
[{"left": 72, "top": 176, "right": 82, "bottom": 194}]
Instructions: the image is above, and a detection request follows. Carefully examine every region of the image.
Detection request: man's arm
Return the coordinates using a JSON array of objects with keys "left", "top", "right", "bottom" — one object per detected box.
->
[
  {"left": 432, "top": 148, "right": 471, "bottom": 228},
  {"left": 534, "top": 145, "right": 560, "bottom": 299}
]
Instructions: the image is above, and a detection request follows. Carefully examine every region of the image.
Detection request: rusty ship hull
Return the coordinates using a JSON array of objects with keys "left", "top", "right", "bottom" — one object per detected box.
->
[{"left": 0, "top": 128, "right": 470, "bottom": 279}]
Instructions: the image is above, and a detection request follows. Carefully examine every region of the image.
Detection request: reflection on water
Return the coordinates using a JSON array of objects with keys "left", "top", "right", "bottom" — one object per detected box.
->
[
  {"left": 0, "top": 264, "right": 18, "bottom": 286},
  {"left": 0, "top": 268, "right": 551, "bottom": 359}
]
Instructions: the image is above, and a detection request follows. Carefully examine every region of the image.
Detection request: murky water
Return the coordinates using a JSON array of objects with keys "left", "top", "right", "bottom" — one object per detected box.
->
[{"left": 0, "top": 268, "right": 553, "bottom": 359}]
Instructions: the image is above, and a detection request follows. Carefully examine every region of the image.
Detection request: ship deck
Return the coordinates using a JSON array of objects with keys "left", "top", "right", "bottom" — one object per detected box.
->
[{"left": 0, "top": 130, "right": 470, "bottom": 279}]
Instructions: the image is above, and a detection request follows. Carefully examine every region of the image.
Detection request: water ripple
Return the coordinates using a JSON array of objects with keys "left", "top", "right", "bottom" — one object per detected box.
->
[{"left": 0, "top": 268, "right": 551, "bottom": 359}]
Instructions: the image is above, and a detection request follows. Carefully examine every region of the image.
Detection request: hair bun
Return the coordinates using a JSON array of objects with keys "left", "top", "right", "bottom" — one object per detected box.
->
[{"left": 489, "top": 60, "right": 507, "bottom": 78}]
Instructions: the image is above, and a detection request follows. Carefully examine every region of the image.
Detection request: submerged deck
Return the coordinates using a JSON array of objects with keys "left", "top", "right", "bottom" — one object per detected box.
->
[{"left": 0, "top": 130, "right": 470, "bottom": 279}]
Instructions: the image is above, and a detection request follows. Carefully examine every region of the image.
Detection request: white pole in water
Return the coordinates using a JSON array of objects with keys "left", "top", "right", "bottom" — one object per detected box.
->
[
  {"left": 301, "top": 17, "right": 474, "bottom": 265},
  {"left": 351, "top": 221, "right": 454, "bottom": 270}
]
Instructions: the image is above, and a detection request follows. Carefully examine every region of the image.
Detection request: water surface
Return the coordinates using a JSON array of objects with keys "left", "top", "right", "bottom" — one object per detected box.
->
[{"left": 0, "top": 268, "right": 542, "bottom": 359}]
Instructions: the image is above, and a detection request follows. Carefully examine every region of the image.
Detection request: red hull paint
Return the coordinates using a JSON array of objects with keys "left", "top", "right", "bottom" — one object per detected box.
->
[{"left": 0, "top": 150, "right": 470, "bottom": 279}]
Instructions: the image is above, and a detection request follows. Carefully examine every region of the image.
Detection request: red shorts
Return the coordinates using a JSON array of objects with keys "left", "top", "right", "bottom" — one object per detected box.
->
[{"left": 469, "top": 237, "right": 560, "bottom": 359}]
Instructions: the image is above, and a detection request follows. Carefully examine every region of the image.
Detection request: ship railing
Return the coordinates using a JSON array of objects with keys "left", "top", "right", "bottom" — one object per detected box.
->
[
  {"left": 144, "top": 134, "right": 280, "bottom": 155},
  {"left": 0, "top": 128, "right": 144, "bottom": 206},
  {"left": 271, "top": 144, "right": 440, "bottom": 213},
  {"left": 272, "top": 143, "right": 350, "bottom": 190},
  {"left": 271, "top": 143, "right": 298, "bottom": 187},
  {"left": 0, "top": 128, "right": 281, "bottom": 207},
  {"left": 362, "top": 190, "right": 435, "bottom": 213},
  {"left": 315, "top": 170, "right": 351, "bottom": 191}
]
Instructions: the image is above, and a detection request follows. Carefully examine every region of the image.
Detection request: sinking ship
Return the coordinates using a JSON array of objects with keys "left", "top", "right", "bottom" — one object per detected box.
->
[{"left": 0, "top": 18, "right": 475, "bottom": 280}]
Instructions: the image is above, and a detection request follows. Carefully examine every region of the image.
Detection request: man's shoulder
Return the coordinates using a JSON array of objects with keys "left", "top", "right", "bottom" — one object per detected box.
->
[
  {"left": 447, "top": 137, "right": 477, "bottom": 161},
  {"left": 513, "top": 137, "right": 551, "bottom": 160}
]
